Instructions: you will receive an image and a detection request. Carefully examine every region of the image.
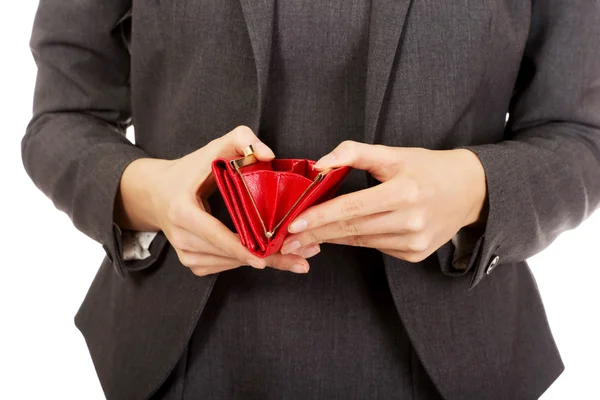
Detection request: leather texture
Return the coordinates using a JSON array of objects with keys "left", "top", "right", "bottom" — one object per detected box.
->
[{"left": 212, "top": 158, "right": 350, "bottom": 257}]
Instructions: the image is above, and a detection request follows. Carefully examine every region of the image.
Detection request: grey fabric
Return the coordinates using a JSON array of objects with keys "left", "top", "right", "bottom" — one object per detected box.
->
[
  {"left": 150, "top": 1, "right": 436, "bottom": 397},
  {"left": 175, "top": 255, "right": 432, "bottom": 399},
  {"left": 22, "top": 0, "right": 600, "bottom": 399},
  {"left": 149, "top": 2, "right": 437, "bottom": 398},
  {"left": 260, "top": 0, "right": 369, "bottom": 156},
  {"left": 152, "top": 291, "right": 442, "bottom": 399}
]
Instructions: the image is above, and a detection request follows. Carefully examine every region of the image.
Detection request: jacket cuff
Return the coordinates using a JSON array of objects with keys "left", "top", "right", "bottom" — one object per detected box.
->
[
  {"left": 454, "top": 145, "right": 507, "bottom": 289},
  {"left": 437, "top": 228, "right": 483, "bottom": 274},
  {"left": 96, "top": 150, "right": 167, "bottom": 278},
  {"left": 437, "top": 147, "right": 503, "bottom": 289},
  {"left": 105, "top": 229, "right": 169, "bottom": 276}
]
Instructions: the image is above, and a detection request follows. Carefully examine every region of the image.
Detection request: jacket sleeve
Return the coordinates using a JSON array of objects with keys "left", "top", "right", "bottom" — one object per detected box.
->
[
  {"left": 22, "top": 0, "right": 167, "bottom": 277},
  {"left": 444, "top": 1, "right": 600, "bottom": 289}
]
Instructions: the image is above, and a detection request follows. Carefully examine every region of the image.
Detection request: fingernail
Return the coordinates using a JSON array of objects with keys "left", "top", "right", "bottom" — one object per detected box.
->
[
  {"left": 288, "top": 219, "right": 307, "bottom": 233},
  {"left": 253, "top": 141, "right": 275, "bottom": 158},
  {"left": 296, "top": 245, "right": 321, "bottom": 259},
  {"left": 281, "top": 240, "right": 302, "bottom": 254},
  {"left": 314, "top": 153, "right": 336, "bottom": 169},
  {"left": 290, "top": 264, "right": 309, "bottom": 274}
]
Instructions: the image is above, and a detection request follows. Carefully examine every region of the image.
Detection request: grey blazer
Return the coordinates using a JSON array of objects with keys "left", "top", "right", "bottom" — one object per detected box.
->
[{"left": 23, "top": 0, "right": 600, "bottom": 399}]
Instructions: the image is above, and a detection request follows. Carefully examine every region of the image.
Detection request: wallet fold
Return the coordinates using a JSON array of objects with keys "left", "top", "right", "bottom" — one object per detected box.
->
[{"left": 211, "top": 149, "right": 350, "bottom": 258}]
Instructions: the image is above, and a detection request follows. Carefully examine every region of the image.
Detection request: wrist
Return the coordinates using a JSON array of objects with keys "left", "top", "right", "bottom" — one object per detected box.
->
[
  {"left": 115, "top": 157, "right": 172, "bottom": 231},
  {"left": 454, "top": 149, "right": 488, "bottom": 228}
]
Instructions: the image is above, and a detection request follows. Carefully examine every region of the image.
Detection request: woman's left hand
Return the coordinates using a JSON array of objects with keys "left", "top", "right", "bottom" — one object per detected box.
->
[{"left": 282, "top": 141, "right": 488, "bottom": 262}]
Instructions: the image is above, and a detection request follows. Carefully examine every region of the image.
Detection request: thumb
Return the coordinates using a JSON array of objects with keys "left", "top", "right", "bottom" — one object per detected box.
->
[
  {"left": 222, "top": 125, "right": 275, "bottom": 161},
  {"left": 314, "top": 141, "right": 397, "bottom": 180}
]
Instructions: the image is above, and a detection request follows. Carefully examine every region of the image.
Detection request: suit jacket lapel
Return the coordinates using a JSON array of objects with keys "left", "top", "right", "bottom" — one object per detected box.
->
[
  {"left": 364, "top": 0, "right": 414, "bottom": 144},
  {"left": 239, "top": 0, "right": 276, "bottom": 132}
]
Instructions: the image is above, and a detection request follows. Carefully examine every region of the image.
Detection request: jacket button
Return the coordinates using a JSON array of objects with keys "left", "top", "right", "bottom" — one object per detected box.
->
[{"left": 485, "top": 255, "right": 500, "bottom": 275}]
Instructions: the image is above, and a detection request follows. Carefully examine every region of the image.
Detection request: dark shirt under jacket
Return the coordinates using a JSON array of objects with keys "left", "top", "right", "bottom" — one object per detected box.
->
[{"left": 164, "top": 1, "right": 440, "bottom": 398}]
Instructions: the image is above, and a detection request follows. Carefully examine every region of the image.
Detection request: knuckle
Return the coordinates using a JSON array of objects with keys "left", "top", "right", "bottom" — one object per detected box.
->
[
  {"left": 166, "top": 205, "right": 179, "bottom": 223},
  {"left": 247, "top": 258, "right": 266, "bottom": 269},
  {"left": 339, "top": 140, "right": 357, "bottom": 151},
  {"left": 378, "top": 164, "right": 396, "bottom": 180},
  {"left": 404, "top": 252, "right": 425, "bottom": 263},
  {"left": 232, "top": 125, "right": 255, "bottom": 141},
  {"left": 337, "top": 140, "right": 357, "bottom": 158},
  {"left": 402, "top": 181, "right": 421, "bottom": 205},
  {"left": 351, "top": 235, "right": 367, "bottom": 247},
  {"left": 234, "top": 125, "right": 253, "bottom": 134},
  {"left": 191, "top": 267, "right": 210, "bottom": 277},
  {"left": 394, "top": 155, "right": 407, "bottom": 170},
  {"left": 178, "top": 253, "right": 193, "bottom": 268},
  {"left": 406, "top": 214, "right": 426, "bottom": 232},
  {"left": 341, "top": 198, "right": 363, "bottom": 218},
  {"left": 340, "top": 220, "right": 360, "bottom": 237},
  {"left": 166, "top": 200, "right": 187, "bottom": 224},
  {"left": 305, "top": 231, "right": 321, "bottom": 245},
  {"left": 263, "top": 256, "right": 275, "bottom": 267},
  {"left": 208, "top": 134, "right": 229, "bottom": 154},
  {"left": 170, "top": 234, "right": 185, "bottom": 250},
  {"left": 407, "top": 236, "right": 429, "bottom": 253},
  {"left": 311, "top": 209, "right": 327, "bottom": 227}
]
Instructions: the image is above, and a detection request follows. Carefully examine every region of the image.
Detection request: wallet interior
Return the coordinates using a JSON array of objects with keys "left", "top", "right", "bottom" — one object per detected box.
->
[{"left": 213, "top": 159, "right": 325, "bottom": 253}]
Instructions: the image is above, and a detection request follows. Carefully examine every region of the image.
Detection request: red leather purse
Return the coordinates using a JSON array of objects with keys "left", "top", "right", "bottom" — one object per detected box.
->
[{"left": 212, "top": 145, "right": 350, "bottom": 257}]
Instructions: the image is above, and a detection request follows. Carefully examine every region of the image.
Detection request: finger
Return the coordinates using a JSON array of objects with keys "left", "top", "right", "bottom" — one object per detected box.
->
[
  {"left": 199, "top": 194, "right": 212, "bottom": 214},
  {"left": 189, "top": 264, "right": 239, "bottom": 276},
  {"left": 176, "top": 249, "right": 243, "bottom": 275},
  {"left": 379, "top": 248, "right": 434, "bottom": 264},
  {"left": 287, "top": 183, "right": 399, "bottom": 233},
  {"left": 264, "top": 253, "right": 310, "bottom": 274},
  {"left": 324, "top": 233, "right": 431, "bottom": 254},
  {"left": 284, "top": 211, "right": 421, "bottom": 252},
  {"left": 176, "top": 205, "right": 261, "bottom": 267},
  {"left": 168, "top": 226, "right": 231, "bottom": 255},
  {"left": 219, "top": 125, "right": 275, "bottom": 160},
  {"left": 314, "top": 140, "right": 398, "bottom": 181},
  {"left": 251, "top": 141, "right": 277, "bottom": 161},
  {"left": 290, "top": 244, "right": 321, "bottom": 259}
]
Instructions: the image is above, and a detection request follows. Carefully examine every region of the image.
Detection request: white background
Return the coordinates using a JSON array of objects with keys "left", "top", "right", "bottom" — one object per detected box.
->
[{"left": 1, "top": 2, "right": 599, "bottom": 399}]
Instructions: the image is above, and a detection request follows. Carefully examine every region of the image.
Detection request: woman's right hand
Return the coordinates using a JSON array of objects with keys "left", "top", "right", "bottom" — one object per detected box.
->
[{"left": 116, "top": 126, "right": 317, "bottom": 276}]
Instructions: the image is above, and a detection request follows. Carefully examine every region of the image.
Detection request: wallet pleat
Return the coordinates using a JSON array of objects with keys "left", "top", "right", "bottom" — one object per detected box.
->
[
  {"left": 222, "top": 168, "right": 256, "bottom": 251},
  {"left": 230, "top": 172, "right": 270, "bottom": 253},
  {"left": 213, "top": 160, "right": 261, "bottom": 252},
  {"left": 242, "top": 170, "right": 313, "bottom": 233},
  {"left": 211, "top": 157, "right": 350, "bottom": 258}
]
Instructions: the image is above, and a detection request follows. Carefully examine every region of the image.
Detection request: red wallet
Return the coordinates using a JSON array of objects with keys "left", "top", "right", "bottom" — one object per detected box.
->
[{"left": 212, "top": 145, "right": 350, "bottom": 257}]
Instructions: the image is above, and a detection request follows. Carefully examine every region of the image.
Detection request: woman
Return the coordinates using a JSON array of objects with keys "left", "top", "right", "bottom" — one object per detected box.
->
[{"left": 23, "top": 0, "right": 600, "bottom": 399}]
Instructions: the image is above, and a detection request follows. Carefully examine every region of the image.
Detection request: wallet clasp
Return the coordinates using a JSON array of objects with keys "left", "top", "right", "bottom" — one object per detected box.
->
[{"left": 230, "top": 145, "right": 258, "bottom": 169}]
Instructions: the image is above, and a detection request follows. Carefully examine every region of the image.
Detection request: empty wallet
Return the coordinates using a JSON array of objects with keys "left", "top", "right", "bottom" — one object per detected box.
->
[{"left": 212, "top": 145, "right": 350, "bottom": 258}]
